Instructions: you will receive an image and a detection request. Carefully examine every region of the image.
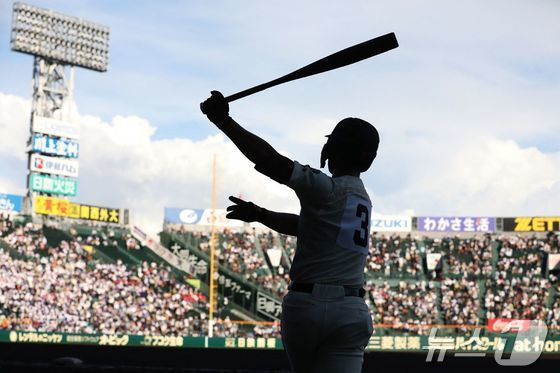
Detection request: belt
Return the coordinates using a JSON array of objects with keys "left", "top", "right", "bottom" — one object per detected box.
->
[{"left": 290, "top": 283, "right": 366, "bottom": 298}]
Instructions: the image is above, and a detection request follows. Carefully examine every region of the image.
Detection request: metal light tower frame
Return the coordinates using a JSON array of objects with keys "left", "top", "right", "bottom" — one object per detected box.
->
[{"left": 10, "top": 2, "right": 110, "bottom": 213}]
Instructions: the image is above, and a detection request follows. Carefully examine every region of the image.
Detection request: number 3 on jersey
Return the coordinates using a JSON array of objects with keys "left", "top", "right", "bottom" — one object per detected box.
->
[{"left": 336, "top": 194, "right": 371, "bottom": 255}]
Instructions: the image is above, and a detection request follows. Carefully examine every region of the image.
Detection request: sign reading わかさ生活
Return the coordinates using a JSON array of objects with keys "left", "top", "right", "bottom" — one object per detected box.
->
[{"left": 418, "top": 217, "right": 495, "bottom": 232}]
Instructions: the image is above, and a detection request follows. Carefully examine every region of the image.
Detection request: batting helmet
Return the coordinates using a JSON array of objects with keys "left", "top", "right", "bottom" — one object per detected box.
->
[{"left": 320, "top": 117, "right": 379, "bottom": 173}]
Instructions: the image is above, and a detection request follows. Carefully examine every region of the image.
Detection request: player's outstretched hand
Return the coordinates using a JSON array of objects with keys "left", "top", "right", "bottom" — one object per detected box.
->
[
  {"left": 226, "top": 196, "right": 263, "bottom": 223},
  {"left": 200, "top": 91, "right": 229, "bottom": 127}
]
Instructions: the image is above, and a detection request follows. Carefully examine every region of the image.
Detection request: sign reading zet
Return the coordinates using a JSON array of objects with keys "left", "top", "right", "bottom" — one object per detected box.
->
[
  {"left": 32, "top": 134, "right": 79, "bottom": 158},
  {"left": 503, "top": 217, "right": 560, "bottom": 232},
  {"left": 34, "top": 196, "right": 120, "bottom": 224},
  {"left": 418, "top": 217, "right": 495, "bottom": 232},
  {"left": 30, "top": 173, "right": 77, "bottom": 196},
  {"left": 30, "top": 154, "right": 79, "bottom": 178},
  {"left": 32, "top": 116, "right": 80, "bottom": 139}
]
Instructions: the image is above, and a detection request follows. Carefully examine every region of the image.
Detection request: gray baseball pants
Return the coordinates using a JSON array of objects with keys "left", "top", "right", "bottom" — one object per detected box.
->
[{"left": 281, "top": 283, "right": 373, "bottom": 373}]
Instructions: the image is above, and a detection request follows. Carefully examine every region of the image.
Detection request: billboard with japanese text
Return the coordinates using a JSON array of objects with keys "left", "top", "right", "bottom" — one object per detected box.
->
[
  {"left": 31, "top": 134, "right": 79, "bottom": 158},
  {"left": 32, "top": 115, "right": 80, "bottom": 139},
  {"left": 34, "top": 196, "right": 120, "bottom": 224},
  {"left": 0, "top": 193, "right": 23, "bottom": 213},
  {"left": 30, "top": 154, "right": 79, "bottom": 178},
  {"left": 418, "top": 216, "right": 495, "bottom": 232},
  {"left": 256, "top": 291, "right": 282, "bottom": 321},
  {"left": 30, "top": 173, "right": 77, "bottom": 196}
]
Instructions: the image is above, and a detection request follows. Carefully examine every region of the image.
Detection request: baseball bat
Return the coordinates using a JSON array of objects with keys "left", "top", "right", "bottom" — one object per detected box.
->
[{"left": 201, "top": 32, "right": 398, "bottom": 111}]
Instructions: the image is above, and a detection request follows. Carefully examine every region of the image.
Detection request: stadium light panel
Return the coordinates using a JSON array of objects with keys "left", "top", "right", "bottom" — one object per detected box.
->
[{"left": 10, "top": 2, "right": 110, "bottom": 72}]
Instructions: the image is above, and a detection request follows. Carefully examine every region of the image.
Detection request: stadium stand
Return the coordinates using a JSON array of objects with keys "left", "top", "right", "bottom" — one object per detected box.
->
[{"left": 1, "top": 216, "right": 560, "bottom": 340}]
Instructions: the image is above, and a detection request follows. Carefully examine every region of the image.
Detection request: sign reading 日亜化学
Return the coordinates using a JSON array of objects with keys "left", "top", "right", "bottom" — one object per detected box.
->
[
  {"left": 34, "top": 196, "right": 120, "bottom": 224},
  {"left": 29, "top": 173, "right": 77, "bottom": 196},
  {"left": 31, "top": 134, "right": 79, "bottom": 158},
  {"left": 418, "top": 216, "right": 496, "bottom": 232},
  {"left": 0, "top": 193, "right": 23, "bottom": 213},
  {"left": 32, "top": 116, "right": 80, "bottom": 139},
  {"left": 30, "top": 154, "right": 79, "bottom": 178},
  {"left": 503, "top": 217, "right": 560, "bottom": 232}
]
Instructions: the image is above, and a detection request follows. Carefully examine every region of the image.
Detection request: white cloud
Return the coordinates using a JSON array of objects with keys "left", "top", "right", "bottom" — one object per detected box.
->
[
  {"left": 1, "top": 91, "right": 559, "bottom": 236},
  {"left": 376, "top": 137, "right": 560, "bottom": 216},
  {"left": 0, "top": 93, "right": 29, "bottom": 161}
]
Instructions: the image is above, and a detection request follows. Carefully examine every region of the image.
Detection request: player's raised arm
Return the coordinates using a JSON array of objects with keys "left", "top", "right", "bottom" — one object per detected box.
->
[
  {"left": 201, "top": 91, "right": 293, "bottom": 184},
  {"left": 226, "top": 196, "right": 298, "bottom": 236}
]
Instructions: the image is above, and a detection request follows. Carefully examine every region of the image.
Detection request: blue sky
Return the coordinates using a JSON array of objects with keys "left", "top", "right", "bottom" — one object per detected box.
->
[{"left": 1, "top": 0, "right": 559, "bottom": 233}]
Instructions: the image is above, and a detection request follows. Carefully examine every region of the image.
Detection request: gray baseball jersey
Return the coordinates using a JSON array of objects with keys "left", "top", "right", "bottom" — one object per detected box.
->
[{"left": 286, "top": 161, "right": 371, "bottom": 287}]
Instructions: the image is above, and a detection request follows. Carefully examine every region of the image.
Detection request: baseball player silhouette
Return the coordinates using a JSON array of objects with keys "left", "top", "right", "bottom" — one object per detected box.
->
[{"left": 201, "top": 91, "right": 378, "bottom": 373}]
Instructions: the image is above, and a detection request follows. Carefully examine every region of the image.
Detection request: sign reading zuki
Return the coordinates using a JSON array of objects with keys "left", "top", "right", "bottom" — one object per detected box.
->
[{"left": 370, "top": 215, "right": 412, "bottom": 232}]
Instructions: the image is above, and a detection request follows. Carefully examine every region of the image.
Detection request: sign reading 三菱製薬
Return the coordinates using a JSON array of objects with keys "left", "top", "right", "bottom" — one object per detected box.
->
[
  {"left": 34, "top": 196, "right": 120, "bottom": 224},
  {"left": 0, "top": 193, "right": 23, "bottom": 213},
  {"left": 30, "top": 154, "right": 79, "bottom": 178},
  {"left": 31, "top": 134, "right": 79, "bottom": 158},
  {"left": 502, "top": 217, "right": 560, "bottom": 232},
  {"left": 29, "top": 173, "right": 77, "bottom": 196},
  {"left": 418, "top": 217, "right": 495, "bottom": 232},
  {"left": 32, "top": 116, "right": 80, "bottom": 139}
]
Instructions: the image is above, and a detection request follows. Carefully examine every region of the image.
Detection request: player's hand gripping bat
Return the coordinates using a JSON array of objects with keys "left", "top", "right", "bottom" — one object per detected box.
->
[{"left": 200, "top": 32, "right": 398, "bottom": 113}]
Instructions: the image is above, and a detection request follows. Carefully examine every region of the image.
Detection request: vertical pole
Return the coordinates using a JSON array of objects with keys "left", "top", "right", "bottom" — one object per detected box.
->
[{"left": 208, "top": 154, "right": 218, "bottom": 337}]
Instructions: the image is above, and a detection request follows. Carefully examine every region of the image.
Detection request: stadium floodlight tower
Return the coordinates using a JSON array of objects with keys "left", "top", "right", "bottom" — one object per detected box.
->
[{"left": 10, "top": 2, "right": 109, "bottom": 213}]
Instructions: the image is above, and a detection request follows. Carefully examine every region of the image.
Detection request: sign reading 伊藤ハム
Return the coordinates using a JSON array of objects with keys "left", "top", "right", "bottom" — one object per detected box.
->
[
  {"left": 29, "top": 173, "right": 77, "bottom": 196},
  {"left": 30, "top": 154, "right": 79, "bottom": 178},
  {"left": 31, "top": 134, "right": 79, "bottom": 158},
  {"left": 418, "top": 217, "right": 495, "bottom": 232}
]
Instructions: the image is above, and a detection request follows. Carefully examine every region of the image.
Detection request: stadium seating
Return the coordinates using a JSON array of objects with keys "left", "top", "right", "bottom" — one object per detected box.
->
[{"left": 1, "top": 212, "right": 559, "bottom": 338}]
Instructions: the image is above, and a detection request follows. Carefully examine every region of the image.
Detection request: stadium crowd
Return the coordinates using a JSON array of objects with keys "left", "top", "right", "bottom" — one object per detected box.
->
[
  {"left": 0, "top": 223, "right": 276, "bottom": 338},
  {"left": 367, "top": 234, "right": 423, "bottom": 279},
  {"left": 366, "top": 281, "right": 438, "bottom": 335},
  {"left": 2, "top": 215, "right": 560, "bottom": 338},
  {"left": 180, "top": 229, "right": 288, "bottom": 297}
]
